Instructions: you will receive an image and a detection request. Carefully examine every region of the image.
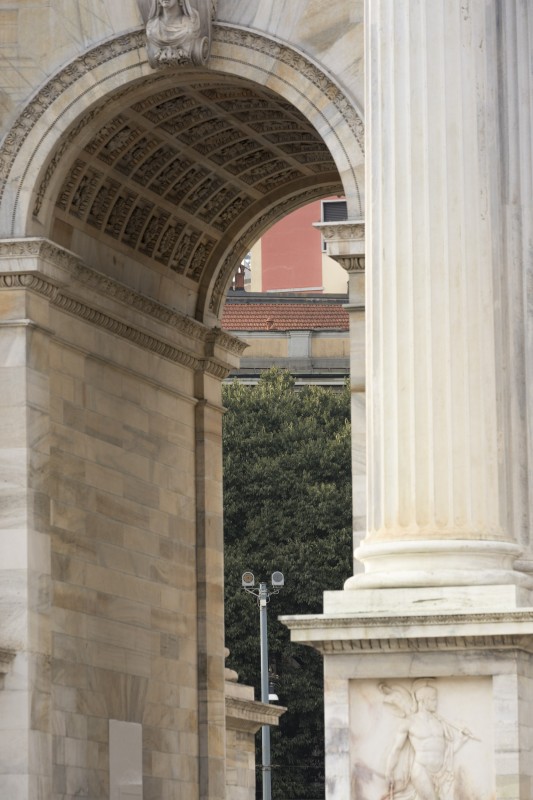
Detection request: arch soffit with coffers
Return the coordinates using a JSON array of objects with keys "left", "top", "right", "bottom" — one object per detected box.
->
[{"left": 0, "top": 24, "right": 365, "bottom": 324}]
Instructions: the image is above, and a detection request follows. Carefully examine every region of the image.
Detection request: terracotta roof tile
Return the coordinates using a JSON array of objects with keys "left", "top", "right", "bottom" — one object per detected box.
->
[{"left": 221, "top": 303, "right": 349, "bottom": 331}]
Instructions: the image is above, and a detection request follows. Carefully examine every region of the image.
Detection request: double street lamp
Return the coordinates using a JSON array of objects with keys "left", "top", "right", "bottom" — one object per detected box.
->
[{"left": 242, "top": 571, "right": 285, "bottom": 800}]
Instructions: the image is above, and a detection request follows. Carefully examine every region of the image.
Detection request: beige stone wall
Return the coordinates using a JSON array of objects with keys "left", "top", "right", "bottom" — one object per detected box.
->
[
  {"left": 48, "top": 331, "right": 199, "bottom": 798},
  {"left": 0, "top": 240, "right": 244, "bottom": 800}
]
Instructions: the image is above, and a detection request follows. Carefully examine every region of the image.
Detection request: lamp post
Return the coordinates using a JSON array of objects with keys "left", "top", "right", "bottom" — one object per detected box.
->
[{"left": 242, "top": 571, "right": 284, "bottom": 800}]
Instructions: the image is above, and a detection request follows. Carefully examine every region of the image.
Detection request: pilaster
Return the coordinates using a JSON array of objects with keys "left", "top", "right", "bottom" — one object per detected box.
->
[
  {"left": 0, "top": 244, "right": 56, "bottom": 800},
  {"left": 195, "top": 337, "right": 244, "bottom": 800},
  {"left": 315, "top": 220, "right": 366, "bottom": 572}
]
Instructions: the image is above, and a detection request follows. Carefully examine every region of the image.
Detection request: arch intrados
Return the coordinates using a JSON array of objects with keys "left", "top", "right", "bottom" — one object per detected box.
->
[{"left": 0, "top": 26, "right": 363, "bottom": 322}]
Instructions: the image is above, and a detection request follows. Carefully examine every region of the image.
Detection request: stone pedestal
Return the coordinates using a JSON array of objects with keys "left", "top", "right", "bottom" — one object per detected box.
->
[{"left": 284, "top": 607, "right": 533, "bottom": 799}]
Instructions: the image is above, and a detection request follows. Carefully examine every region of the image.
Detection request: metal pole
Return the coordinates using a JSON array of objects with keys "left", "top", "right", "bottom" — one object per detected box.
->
[{"left": 259, "top": 582, "right": 271, "bottom": 800}]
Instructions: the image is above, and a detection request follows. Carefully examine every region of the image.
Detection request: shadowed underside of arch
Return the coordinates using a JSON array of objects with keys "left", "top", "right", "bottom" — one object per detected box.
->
[
  {"left": 0, "top": 26, "right": 364, "bottom": 323},
  {"left": 45, "top": 72, "right": 343, "bottom": 318}
]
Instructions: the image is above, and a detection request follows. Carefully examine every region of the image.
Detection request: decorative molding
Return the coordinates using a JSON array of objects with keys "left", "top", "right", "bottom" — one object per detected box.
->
[
  {"left": 0, "top": 273, "right": 58, "bottom": 299},
  {"left": 0, "top": 241, "right": 242, "bottom": 373},
  {"left": 316, "top": 221, "right": 365, "bottom": 241},
  {"left": 53, "top": 292, "right": 202, "bottom": 369},
  {"left": 318, "top": 633, "right": 533, "bottom": 655},
  {"left": 282, "top": 609, "right": 533, "bottom": 653},
  {"left": 283, "top": 610, "right": 533, "bottom": 629},
  {"left": 0, "top": 31, "right": 145, "bottom": 209},
  {"left": 74, "top": 264, "right": 206, "bottom": 341},
  {"left": 0, "top": 237, "right": 80, "bottom": 272},
  {"left": 211, "top": 327, "right": 248, "bottom": 357},
  {"left": 225, "top": 695, "right": 285, "bottom": 724},
  {"left": 215, "top": 26, "right": 365, "bottom": 154},
  {"left": 199, "top": 358, "right": 233, "bottom": 380},
  {"left": 331, "top": 255, "right": 365, "bottom": 273}
]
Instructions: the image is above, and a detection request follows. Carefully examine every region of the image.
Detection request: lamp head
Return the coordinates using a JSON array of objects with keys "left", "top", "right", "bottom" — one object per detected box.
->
[
  {"left": 242, "top": 571, "right": 255, "bottom": 588},
  {"left": 271, "top": 571, "right": 284, "bottom": 588}
]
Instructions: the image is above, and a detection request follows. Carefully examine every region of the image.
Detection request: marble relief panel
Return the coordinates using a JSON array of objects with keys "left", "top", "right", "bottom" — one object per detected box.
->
[{"left": 349, "top": 678, "right": 494, "bottom": 800}]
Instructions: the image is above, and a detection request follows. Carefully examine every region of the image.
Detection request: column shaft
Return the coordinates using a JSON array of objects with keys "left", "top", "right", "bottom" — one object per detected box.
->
[{"left": 357, "top": 0, "right": 532, "bottom": 585}]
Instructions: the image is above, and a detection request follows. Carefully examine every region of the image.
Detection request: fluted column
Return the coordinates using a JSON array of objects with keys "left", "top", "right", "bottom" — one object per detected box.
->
[
  {"left": 351, "top": 0, "right": 532, "bottom": 588},
  {"left": 495, "top": 0, "right": 533, "bottom": 565}
]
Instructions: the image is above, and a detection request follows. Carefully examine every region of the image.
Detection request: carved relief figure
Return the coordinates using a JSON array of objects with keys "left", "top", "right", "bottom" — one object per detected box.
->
[
  {"left": 138, "top": 0, "right": 213, "bottom": 68},
  {"left": 379, "top": 681, "right": 479, "bottom": 800}
]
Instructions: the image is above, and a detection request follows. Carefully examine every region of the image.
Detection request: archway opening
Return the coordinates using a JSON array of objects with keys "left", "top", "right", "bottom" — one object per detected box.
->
[{"left": 30, "top": 68, "right": 346, "bottom": 326}]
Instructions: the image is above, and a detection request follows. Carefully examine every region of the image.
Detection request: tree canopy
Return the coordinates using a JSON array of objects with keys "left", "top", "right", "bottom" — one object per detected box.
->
[{"left": 223, "top": 369, "right": 353, "bottom": 799}]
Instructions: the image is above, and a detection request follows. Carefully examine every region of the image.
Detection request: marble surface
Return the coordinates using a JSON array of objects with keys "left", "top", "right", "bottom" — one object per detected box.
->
[{"left": 350, "top": 677, "right": 494, "bottom": 799}]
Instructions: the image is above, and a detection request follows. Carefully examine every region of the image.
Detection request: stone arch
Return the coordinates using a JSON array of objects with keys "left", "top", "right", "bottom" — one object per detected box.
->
[{"left": 0, "top": 24, "right": 364, "bottom": 324}]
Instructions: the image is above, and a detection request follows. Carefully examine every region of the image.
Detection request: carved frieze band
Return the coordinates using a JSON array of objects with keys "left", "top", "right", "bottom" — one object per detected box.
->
[
  {"left": 0, "top": 237, "right": 80, "bottom": 272},
  {"left": 319, "top": 633, "right": 533, "bottom": 654},
  {"left": 0, "top": 240, "right": 245, "bottom": 370},
  {"left": 320, "top": 223, "right": 365, "bottom": 241}
]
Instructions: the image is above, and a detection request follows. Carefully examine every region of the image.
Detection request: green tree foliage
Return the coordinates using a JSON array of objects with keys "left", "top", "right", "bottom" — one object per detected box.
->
[{"left": 223, "top": 369, "right": 352, "bottom": 799}]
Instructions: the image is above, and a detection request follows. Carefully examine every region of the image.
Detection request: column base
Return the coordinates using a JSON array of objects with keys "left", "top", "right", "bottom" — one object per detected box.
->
[{"left": 345, "top": 538, "right": 533, "bottom": 591}]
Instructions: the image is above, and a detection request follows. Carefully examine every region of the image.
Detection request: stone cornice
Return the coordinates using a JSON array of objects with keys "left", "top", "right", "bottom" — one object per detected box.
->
[
  {"left": 314, "top": 633, "right": 533, "bottom": 655},
  {"left": 74, "top": 264, "right": 208, "bottom": 342},
  {"left": 0, "top": 238, "right": 243, "bottom": 375},
  {"left": 0, "top": 237, "right": 80, "bottom": 272},
  {"left": 225, "top": 695, "right": 285, "bottom": 732},
  {"left": 282, "top": 610, "right": 533, "bottom": 628},
  {"left": 281, "top": 610, "right": 533, "bottom": 654}
]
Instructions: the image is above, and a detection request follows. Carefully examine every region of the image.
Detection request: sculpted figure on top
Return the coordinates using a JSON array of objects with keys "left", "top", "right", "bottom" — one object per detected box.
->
[{"left": 137, "top": 0, "right": 216, "bottom": 68}]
